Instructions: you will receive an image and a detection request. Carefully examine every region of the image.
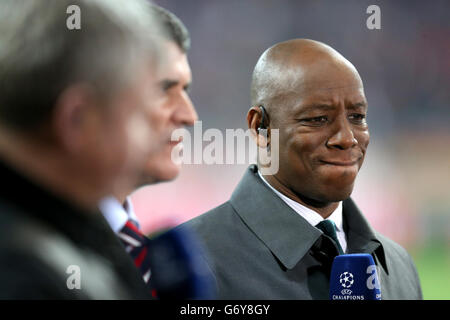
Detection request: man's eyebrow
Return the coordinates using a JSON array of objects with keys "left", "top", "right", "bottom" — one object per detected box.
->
[
  {"left": 296, "top": 104, "right": 336, "bottom": 115},
  {"left": 347, "top": 102, "right": 367, "bottom": 110},
  {"left": 296, "top": 102, "right": 367, "bottom": 115},
  {"left": 160, "top": 79, "right": 191, "bottom": 91},
  {"left": 160, "top": 79, "right": 179, "bottom": 91}
]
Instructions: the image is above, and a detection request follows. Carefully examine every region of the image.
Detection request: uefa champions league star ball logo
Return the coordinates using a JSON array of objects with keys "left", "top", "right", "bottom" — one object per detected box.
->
[{"left": 339, "top": 272, "right": 354, "bottom": 288}]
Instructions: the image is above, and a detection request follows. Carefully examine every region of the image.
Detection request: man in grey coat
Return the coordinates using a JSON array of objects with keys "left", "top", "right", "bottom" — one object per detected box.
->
[{"left": 182, "top": 39, "right": 422, "bottom": 299}]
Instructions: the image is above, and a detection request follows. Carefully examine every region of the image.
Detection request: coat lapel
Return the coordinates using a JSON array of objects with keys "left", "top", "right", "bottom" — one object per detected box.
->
[
  {"left": 230, "top": 165, "right": 322, "bottom": 270},
  {"left": 343, "top": 198, "right": 389, "bottom": 274}
]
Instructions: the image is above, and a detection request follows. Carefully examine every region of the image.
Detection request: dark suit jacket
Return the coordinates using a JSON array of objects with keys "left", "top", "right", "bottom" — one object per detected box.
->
[
  {"left": 0, "top": 159, "right": 150, "bottom": 299},
  {"left": 182, "top": 165, "right": 422, "bottom": 299}
]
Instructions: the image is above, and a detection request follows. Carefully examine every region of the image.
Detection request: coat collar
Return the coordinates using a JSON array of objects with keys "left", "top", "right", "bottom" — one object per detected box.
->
[
  {"left": 343, "top": 199, "right": 389, "bottom": 274},
  {"left": 230, "top": 165, "right": 388, "bottom": 274}
]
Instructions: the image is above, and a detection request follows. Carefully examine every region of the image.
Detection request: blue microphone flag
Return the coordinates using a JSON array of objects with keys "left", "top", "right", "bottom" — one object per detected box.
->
[
  {"left": 148, "top": 225, "right": 216, "bottom": 299},
  {"left": 329, "top": 253, "right": 381, "bottom": 300}
]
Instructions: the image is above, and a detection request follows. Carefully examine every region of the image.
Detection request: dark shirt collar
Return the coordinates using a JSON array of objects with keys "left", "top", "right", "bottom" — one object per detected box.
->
[
  {"left": 230, "top": 165, "right": 388, "bottom": 274},
  {"left": 0, "top": 157, "right": 152, "bottom": 298},
  {"left": 0, "top": 157, "right": 113, "bottom": 252}
]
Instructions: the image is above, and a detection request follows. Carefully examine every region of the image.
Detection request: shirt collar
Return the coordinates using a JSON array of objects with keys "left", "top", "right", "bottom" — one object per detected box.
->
[
  {"left": 124, "top": 196, "right": 139, "bottom": 222},
  {"left": 99, "top": 196, "right": 139, "bottom": 233},
  {"left": 258, "top": 170, "right": 343, "bottom": 231}
]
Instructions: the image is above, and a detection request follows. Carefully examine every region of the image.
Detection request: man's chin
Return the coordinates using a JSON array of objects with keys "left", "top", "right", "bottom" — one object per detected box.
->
[
  {"left": 321, "top": 184, "right": 355, "bottom": 202},
  {"left": 138, "top": 163, "right": 181, "bottom": 186},
  {"left": 151, "top": 169, "right": 180, "bottom": 184}
]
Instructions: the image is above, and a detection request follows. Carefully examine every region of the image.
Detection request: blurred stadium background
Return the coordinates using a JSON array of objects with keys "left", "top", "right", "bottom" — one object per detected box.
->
[{"left": 131, "top": 0, "right": 450, "bottom": 299}]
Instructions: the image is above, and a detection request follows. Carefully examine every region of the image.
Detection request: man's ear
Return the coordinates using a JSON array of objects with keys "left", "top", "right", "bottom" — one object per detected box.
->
[
  {"left": 247, "top": 106, "right": 270, "bottom": 148},
  {"left": 51, "top": 84, "right": 97, "bottom": 154}
]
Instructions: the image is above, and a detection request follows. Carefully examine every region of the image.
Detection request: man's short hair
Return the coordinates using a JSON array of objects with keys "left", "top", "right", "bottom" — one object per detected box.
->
[
  {"left": 150, "top": 4, "right": 190, "bottom": 52},
  {"left": 0, "top": 0, "right": 162, "bottom": 131}
]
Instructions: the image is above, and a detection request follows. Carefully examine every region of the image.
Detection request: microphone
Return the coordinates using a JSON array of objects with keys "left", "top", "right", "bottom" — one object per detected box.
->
[
  {"left": 146, "top": 225, "right": 216, "bottom": 299},
  {"left": 329, "top": 253, "right": 382, "bottom": 300}
]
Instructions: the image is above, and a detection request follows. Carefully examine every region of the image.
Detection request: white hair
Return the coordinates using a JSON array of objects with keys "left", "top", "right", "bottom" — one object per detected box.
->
[{"left": 0, "top": 0, "right": 165, "bottom": 128}]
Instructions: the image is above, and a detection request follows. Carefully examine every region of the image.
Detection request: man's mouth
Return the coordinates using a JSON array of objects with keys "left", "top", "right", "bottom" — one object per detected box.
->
[
  {"left": 320, "top": 159, "right": 360, "bottom": 166},
  {"left": 168, "top": 136, "right": 183, "bottom": 146}
]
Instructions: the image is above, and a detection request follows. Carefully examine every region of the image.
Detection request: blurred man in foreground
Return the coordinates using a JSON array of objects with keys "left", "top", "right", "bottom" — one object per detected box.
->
[
  {"left": 0, "top": 0, "right": 165, "bottom": 299},
  {"left": 182, "top": 39, "right": 422, "bottom": 299}
]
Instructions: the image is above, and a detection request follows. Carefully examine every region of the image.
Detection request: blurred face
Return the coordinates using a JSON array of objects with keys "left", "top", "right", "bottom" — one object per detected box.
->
[
  {"left": 82, "top": 61, "right": 159, "bottom": 199},
  {"left": 90, "top": 41, "right": 196, "bottom": 200},
  {"left": 138, "top": 40, "right": 197, "bottom": 184},
  {"left": 271, "top": 61, "right": 370, "bottom": 204}
]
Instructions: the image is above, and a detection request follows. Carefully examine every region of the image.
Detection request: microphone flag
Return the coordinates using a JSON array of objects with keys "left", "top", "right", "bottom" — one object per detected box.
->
[{"left": 329, "top": 253, "right": 382, "bottom": 300}]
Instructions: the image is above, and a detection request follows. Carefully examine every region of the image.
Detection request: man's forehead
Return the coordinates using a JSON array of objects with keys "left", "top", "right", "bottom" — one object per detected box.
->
[
  {"left": 273, "top": 59, "right": 363, "bottom": 99},
  {"left": 288, "top": 85, "right": 367, "bottom": 111},
  {"left": 299, "top": 82, "right": 365, "bottom": 96},
  {"left": 252, "top": 39, "right": 367, "bottom": 113},
  {"left": 157, "top": 43, "right": 191, "bottom": 83}
]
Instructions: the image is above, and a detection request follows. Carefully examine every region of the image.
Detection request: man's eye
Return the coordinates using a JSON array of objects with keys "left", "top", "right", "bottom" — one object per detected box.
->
[
  {"left": 299, "top": 116, "right": 328, "bottom": 126},
  {"left": 161, "top": 80, "right": 178, "bottom": 92},
  {"left": 349, "top": 113, "right": 367, "bottom": 124}
]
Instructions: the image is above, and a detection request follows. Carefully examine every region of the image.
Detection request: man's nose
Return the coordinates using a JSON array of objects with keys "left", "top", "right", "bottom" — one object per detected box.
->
[
  {"left": 173, "top": 94, "right": 198, "bottom": 126},
  {"left": 326, "top": 116, "right": 357, "bottom": 150}
]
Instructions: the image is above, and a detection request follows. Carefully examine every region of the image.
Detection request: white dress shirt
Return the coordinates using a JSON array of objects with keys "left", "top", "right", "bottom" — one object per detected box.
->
[
  {"left": 258, "top": 171, "right": 347, "bottom": 253},
  {"left": 99, "top": 196, "right": 139, "bottom": 234}
]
